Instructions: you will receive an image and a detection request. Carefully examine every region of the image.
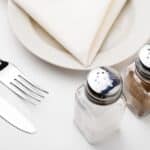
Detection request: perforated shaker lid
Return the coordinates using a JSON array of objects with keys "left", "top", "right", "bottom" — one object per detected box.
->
[
  {"left": 136, "top": 44, "right": 150, "bottom": 80},
  {"left": 86, "top": 67, "right": 123, "bottom": 105}
]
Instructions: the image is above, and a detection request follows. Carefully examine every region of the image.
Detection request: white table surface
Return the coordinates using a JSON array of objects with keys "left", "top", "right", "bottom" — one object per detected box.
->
[{"left": 0, "top": 1, "right": 150, "bottom": 150}]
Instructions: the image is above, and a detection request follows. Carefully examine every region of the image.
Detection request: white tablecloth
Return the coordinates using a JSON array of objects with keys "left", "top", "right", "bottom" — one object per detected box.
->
[{"left": 0, "top": 1, "right": 150, "bottom": 150}]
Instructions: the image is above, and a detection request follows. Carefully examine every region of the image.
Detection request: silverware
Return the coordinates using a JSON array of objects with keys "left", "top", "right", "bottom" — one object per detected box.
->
[
  {"left": 0, "top": 59, "right": 49, "bottom": 105},
  {"left": 0, "top": 96, "right": 36, "bottom": 134}
]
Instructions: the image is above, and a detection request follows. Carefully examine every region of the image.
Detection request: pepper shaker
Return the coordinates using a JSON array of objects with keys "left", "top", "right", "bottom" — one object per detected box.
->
[
  {"left": 74, "top": 67, "right": 125, "bottom": 144},
  {"left": 124, "top": 44, "right": 150, "bottom": 117}
]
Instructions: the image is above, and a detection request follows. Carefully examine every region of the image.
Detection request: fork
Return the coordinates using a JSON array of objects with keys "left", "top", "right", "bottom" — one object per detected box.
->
[{"left": 0, "top": 59, "right": 49, "bottom": 105}]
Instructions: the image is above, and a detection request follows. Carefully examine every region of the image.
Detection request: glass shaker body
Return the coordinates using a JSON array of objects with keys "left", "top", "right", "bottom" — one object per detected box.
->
[
  {"left": 74, "top": 67, "right": 125, "bottom": 144},
  {"left": 124, "top": 44, "right": 150, "bottom": 117},
  {"left": 124, "top": 63, "right": 150, "bottom": 116}
]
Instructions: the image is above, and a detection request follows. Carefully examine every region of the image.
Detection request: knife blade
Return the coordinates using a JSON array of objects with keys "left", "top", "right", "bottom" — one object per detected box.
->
[{"left": 0, "top": 96, "right": 36, "bottom": 134}]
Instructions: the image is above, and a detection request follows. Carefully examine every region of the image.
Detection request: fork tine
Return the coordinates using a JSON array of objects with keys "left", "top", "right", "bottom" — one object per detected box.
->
[
  {"left": 14, "top": 79, "right": 45, "bottom": 98},
  {"left": 18, "top": 75, "right": 49, "bottom": 94},
  {"left": 10, "top": 82, "right": 41, "bottom": 102},
  {"left": 9, "top": 88, "right": 37, "bottom": 105},
  {"left": 1, "top": 82, "right": 37, "bottom": 105}
]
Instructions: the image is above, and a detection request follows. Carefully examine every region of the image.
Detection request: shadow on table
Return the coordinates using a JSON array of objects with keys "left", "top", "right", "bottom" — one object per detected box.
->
[{"left": 141, "top": 114, "right": 150, "bottom": 125}]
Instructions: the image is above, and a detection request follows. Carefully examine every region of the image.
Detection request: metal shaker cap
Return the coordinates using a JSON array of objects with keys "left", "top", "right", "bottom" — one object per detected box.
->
[
  {"left": 135, "top": 44, "right": 150, "bottom": 80},
  {"left": 86, "top": 67, "right": 123, "bottom": 105}
]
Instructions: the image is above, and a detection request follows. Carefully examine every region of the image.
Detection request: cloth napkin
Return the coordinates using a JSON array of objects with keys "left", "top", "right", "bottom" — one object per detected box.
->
[{"left": 13, "top": 0, "right": 127, "bottom": 66}]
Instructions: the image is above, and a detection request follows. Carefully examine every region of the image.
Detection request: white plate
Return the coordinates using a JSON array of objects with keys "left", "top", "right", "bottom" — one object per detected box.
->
[{"left": 8, "top": 0, "right": 150, "bottom": 70}]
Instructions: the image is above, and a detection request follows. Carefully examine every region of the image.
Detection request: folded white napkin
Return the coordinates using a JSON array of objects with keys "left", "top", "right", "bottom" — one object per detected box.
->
[{"left": 13, "top": 0, "right": 127, "bottom": 65}]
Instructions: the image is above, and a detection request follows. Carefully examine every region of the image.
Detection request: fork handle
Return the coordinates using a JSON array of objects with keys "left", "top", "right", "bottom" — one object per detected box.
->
[{"left": 0, "top": 60, "right": 8, "bottom": 71}]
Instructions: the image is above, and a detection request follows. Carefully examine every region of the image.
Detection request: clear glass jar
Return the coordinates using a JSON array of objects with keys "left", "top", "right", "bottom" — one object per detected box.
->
[
  {"left": 74, "top": 67, "right": 125, "bottom": 144},
  {"left": 124, "top": 44, "right": 150, "bottom": 117}
]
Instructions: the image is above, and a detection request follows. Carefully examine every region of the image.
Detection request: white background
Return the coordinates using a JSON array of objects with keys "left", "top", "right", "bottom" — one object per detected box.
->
[{"left": 0, "top": 1, "right": 150, "bottom": 150}]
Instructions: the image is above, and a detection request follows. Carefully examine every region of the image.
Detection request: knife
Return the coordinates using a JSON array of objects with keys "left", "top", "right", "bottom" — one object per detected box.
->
[{"left": 0, "top": 96, "right": 36, "bottom": 134}]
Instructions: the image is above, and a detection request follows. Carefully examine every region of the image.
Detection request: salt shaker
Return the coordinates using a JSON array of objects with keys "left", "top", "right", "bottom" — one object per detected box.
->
[
  {"left": 124, "top": 44, "right": 150, "bottom": 117},
  {"left": 74, "top": 67, "right": 125, "bottom": 144}
]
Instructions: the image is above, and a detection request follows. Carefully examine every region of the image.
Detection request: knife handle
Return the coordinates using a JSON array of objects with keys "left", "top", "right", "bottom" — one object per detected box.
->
[{"left": 0, "top": 59, "right": 8, "bottom": 71}]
